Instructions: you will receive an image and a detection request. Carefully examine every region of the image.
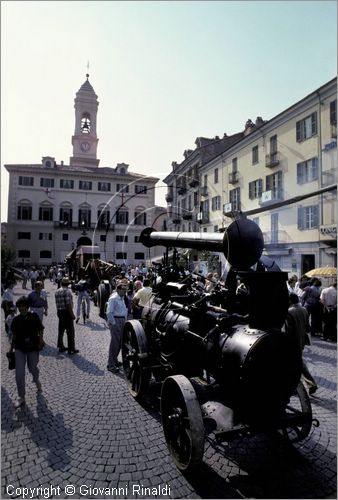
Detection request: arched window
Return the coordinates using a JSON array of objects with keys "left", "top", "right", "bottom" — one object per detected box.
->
[
  {"left": 59, "top": 201, "right": 73, "bottom": 227},
  {"left": 78, "top": 203, "right": 92, "bottom": 229},
  {"left": 134, "top": 206, "right": 146, "bottom": 226},
  {"left": 97, "top": 205, "right": 110, "bottom": 229},
  {"left": 39, "top": 201, "right": 53, "bottom": 221},
  {"left": 81, "top": 112, "right": 91, "bottom": 134},
  {"left": 17, "top": 199, "right": 32, "bottom": 220},
  {"left": 115, "top": 209, "right": 129, "bottom": 225}
]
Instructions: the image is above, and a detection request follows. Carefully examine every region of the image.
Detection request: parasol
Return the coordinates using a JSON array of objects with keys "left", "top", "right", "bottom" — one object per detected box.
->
[{"left": 305, "top": 267, "right": 337, "bottom": 278}]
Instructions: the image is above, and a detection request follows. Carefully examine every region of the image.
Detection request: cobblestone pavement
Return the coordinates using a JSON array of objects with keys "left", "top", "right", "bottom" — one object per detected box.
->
[{"left": 1, "top": 281, "right": 337, "bottom": 499}]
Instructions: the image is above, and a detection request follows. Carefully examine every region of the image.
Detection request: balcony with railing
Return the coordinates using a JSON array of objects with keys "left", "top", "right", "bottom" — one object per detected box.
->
[
  {"left": 188, "top": 177, "right": 199, "bottom": 188},
  {"left": 182, "top": 210, "right": 193, "bottom": 220},
  {"left": 265, "top": 152, "right": 280, "bottom": 168},
  {"left": 259, "top": 189, "right": 284, "bottom": 205},
  {"left": 262, "top": 229, "right": 291, "bottom": 245},
  {"left": 200, "top": 186, "right": 208, "bottom": 197},
  {"left": 228, "top": 171, "right": 239, "bottom": 184},
  {"left": 196, "top": 212, "right": 209, "bottom": 224}
]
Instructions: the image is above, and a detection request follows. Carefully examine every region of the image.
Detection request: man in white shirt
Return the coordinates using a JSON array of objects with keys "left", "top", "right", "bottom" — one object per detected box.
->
[
  {"left": 106, "top": 284, "right": 128, "bottom": 373},
  {"left": 320, "top": 282, "right": 337, "bottom": 342},
  {"left": 132, "top": 279, "right": 153, "bottom": 314}
]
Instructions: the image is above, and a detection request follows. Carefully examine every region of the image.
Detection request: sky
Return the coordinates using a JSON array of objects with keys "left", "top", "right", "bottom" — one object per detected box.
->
[{"left": 1, "top": 0, "right": 337, "bottom": 222}]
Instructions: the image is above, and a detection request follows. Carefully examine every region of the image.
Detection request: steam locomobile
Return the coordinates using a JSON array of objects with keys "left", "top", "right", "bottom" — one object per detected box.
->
[{"left": 121, "top": 216, "right": 318, "bottom": 471}]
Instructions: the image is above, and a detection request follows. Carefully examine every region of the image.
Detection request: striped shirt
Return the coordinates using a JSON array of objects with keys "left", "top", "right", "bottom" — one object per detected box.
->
[{"left": 55, "top": 287, "right": 73, "bottom": 311}]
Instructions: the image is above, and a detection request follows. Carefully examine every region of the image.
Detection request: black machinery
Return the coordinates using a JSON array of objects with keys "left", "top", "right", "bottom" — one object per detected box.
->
[{"left": 121, "top": 216, "right": 317, "bottom": 471}]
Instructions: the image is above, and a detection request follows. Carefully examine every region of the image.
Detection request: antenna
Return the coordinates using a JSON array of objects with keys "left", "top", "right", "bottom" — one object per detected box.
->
[{"left": 86, "top": 60, "right": 90, "bottom": 79}]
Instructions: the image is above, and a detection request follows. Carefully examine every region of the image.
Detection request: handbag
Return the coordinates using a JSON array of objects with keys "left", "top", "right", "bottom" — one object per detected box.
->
[{"left": 6, "top": 351, "right": 15, "bottom": 370}]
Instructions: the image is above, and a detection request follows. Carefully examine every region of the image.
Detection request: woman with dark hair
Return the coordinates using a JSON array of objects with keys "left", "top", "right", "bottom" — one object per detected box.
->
[{"left": 10, "top": 296, "right": 44, "bottom": 408}]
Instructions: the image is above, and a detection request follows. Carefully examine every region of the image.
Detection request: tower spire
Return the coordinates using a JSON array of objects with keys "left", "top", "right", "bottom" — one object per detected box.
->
[{"left": 86, "top": 60, "right": 90, "bottom": 79}]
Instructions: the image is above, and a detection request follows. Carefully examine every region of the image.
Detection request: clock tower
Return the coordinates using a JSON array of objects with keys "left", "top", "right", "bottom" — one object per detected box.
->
[{"left": 70, "top": 74, "right": 100, "bottom": 168}]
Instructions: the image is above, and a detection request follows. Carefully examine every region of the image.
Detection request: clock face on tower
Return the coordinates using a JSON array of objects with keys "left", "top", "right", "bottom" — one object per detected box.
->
[{"left": 80, "top": 141, "right": 90, "bottom": 152}]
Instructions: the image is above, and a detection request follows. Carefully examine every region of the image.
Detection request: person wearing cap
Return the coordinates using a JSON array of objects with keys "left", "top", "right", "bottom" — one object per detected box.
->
[
  {"left": 10, "top": 295, "right": 43, "bottom": 408},
  {"left": 55, "top": 277, "right": 78, "bottom": 354},
  {"left": 27, "top": 281, "right": 48, "bottom": 323}
]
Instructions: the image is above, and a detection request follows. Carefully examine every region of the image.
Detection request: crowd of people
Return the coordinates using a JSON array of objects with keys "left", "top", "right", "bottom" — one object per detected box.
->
[{"left": 1, "top": 262, "right": 337, "bottom": 408}]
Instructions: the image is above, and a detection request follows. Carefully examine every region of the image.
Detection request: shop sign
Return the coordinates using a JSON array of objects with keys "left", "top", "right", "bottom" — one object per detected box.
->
[
  {"left": 320, "top": 225, "right": 337, "bottom": 237},
  {"left": 322, "top": 141, "right": 337, "bottom": 152}
]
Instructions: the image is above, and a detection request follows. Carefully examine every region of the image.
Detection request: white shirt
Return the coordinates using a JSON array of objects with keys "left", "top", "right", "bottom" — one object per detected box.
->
[
  {"left": 106, "top": 292, "right": 128, "bottom": 325},
  {"left": 320, "top": 286, "right": 337, "bottom": 308},
  {"left": 133, "top": 286, "right": 153, "bottom": 307}
]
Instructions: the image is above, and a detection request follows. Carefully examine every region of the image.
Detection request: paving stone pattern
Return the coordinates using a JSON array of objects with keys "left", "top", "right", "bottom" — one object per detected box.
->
[{"left": 1, "top": 281, "right": 337, "bottom": 499}]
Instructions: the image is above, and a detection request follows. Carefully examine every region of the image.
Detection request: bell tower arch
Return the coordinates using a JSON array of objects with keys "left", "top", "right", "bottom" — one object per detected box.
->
[{"left": 70, "top": 74, "right": 100, "bottom": 168}]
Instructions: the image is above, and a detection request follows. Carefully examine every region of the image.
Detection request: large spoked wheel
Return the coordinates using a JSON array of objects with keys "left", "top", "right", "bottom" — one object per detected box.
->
[
  {"left": 161, "top": 375, "right": 205, "bottom": 472},
  {"left": 122, "top": 320, "right": 151, "bottom": 399},
  {"left": 98, "top": 282, "right": 110, "bottom": 318},
  {"left": 282, "top": 381, "right": 312, "bottom": 443}
]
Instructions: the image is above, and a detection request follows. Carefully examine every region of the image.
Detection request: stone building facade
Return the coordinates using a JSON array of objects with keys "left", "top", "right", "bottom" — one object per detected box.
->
[
  {"left": 164, "top": 77, "right": 337, "bottom": 277},
  {"left": 5, "top": 76, "right": 166, "bottom": 266}
]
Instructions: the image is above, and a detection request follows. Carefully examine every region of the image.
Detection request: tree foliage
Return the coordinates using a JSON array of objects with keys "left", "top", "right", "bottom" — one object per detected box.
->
[{"left": 1, "top": 245, "right": 16, "bottom": 280}]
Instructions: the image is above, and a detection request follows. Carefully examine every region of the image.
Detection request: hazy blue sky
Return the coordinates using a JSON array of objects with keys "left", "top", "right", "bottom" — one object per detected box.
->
[{"left": 1, "top": 1, "right": 336, "bottom": 221}]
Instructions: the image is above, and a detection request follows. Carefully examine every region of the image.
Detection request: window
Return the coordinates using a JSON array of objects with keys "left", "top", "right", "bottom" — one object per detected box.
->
[
  {"left": 214, "top": 225, "right": 218, "bottom": 232},
  {"left": 115, "top": 210, "right": 129, "bottom": 225},
  {"left": 81, "top": 113, "right": 91, "bottom": 133},
  {"left": 59, "top": 208, "right": 73, "bottom": 227},
  {"left": 40, "top": 178, "right": 54, "bottom": 188},
  {"left": 17, "top": 205, "right": 32, "bottom": 220},
  {"left": 116, "top": 235, "right": 128, "bottom": 242},
  {"left": 252, "top": 146, "right": 259, "bottom": 164},
  {"left": 134, "top": 211, "right": 147, "bottom": 225},
  {"left": 134, "top": 236, "right": 140, "bottom": 243},
  {"left": 296, "top": 112, "right": 317, "bottom": 142},
  {"left": 271, "top": 213, "right": 278, "bottom": 244},
  {"left": 135, "top": 252, "right": 145, "bottom": 260},
  {"left": 39, "top": 233, "right": 52, "bottom": 240},
  {"left": 78, "top": 209, "right": 91, "bottom": 228},
  {"left": 266, "top": 171, "right": 283, "bottom": 199},
  {"left": 18, "top": 176, "right": 34, "bottom": 186},
  {"left": 98, "top": 182, "right": 111, "bottom": 192},
  {"left": 97, "top": 209, "right": 110, "bottom": 228},
  {"left": 232, "top": 158, "right": 238, "bottom": 172},
  {"left": 60, "top": 179, "right": 74, "bottom": 189},
  {"left": 40, "top": 250, "right": 52, "bottom": 259},
  {"left": 188, "top": 195, "right": 192, "bottom": 211},
  {"left": 211, "top": 196, "right": 221, "bottom": 211},
  {"left": 203, "top": 175, "right": 207, "bottom": 187},
  {"left": 100, "top": 235, "right": 106, "bottom": 242},
  {"left": 116, "top": 183, "right": 129, "bottom": 193},
  {"left": 18, "top": 232, "right": 31, "bottom": 239},
  {"left": 270, "top": 135, "right": 278, "bottom": 154},
  {"left": 229, "top": 187, "right": 241, "bottom": 211},
  {"left": 214, "top": 168, "right": 219, "bottom": 183},
  {"left": 297, "top": 158, "right": 318, "bottom": 184},
  {"left": 248, "top": 179, "right": 263, "bottom": 199},
  {"left": 62, "top": 234, "right": 69, "bottom": 241},
  {"left": 194, "top": 191, "right": 198, "bottom": 205},
  {"left": 39, "top": 207, "right": 53, "bottom": 221},
  {"left": 135, "top": 185, "right": 147, "bottom": 194},
  {"left": 330, "top": 100, "right": 337, "bottom": 138},
  {"left": 116, "top": 252, "right": 127, "bottom": 260},
  {"left": 79, "top": 180, "right": 92, "bottom": 190},
  {"left": 298, "top": 205, "right": 319, "bottom": 230},
  {"left": 18, "top": 250, "right": 30, "bottom": 258}
]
